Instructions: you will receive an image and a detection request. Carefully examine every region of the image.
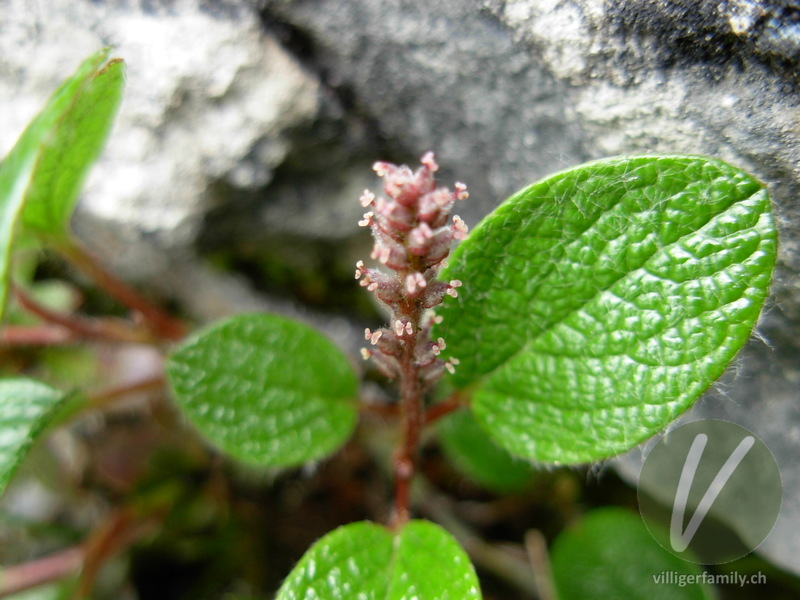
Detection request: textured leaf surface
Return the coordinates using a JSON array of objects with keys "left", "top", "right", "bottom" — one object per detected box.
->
[
  {"left": 0, "top": 49, "right": 124, "bottom": 321},
  {"left": 551, "top": 508, "right": 712, "bottom": 600},
  {"left": 167, "top": 313, "right": 358, "bottom": 467},
  {"left": 438, "top": 409, "right": 535, "bottom": 493},
  {"left": 438, "top": 155, "right": 776, "bottom": 463},
  {"left": 0, "top": 378, "right": 63, "bottom": 496},
  {"left": 277, "top": 520, "right": 481, "bottom": 600}
]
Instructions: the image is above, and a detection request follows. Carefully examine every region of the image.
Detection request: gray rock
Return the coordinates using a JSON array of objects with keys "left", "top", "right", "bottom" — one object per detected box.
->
[{"left": 1, "top": 0, "right": 320, "bottom": 281}]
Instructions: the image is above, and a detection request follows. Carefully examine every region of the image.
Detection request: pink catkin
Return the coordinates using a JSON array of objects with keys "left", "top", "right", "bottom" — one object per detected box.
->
[{"left": 358, "top": 152, "right": 466, "bottom": 384}]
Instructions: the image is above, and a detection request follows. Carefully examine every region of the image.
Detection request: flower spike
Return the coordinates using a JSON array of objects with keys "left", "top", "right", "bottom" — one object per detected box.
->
[{"left": 358, "top": 152, "right": 468, "bottom": 383}]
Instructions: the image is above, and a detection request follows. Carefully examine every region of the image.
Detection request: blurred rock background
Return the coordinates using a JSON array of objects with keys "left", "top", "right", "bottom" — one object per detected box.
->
[{"left": 1, "top": 0, "right": 799, "bottom": 593}]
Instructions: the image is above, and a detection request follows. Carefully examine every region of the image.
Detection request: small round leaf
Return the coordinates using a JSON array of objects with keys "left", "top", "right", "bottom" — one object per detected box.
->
[
  {"left": 277, "top": 520, "right": 482, "bottom": 600},
  {"left": 167, "top": 313, "right": 359, "bottom": 468}
]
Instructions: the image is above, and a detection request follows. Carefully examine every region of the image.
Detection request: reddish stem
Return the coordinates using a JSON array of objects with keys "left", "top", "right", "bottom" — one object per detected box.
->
[
  {"left": 359, "top": 402, "right": 400, "bottom": 420},
  {"left": 55, "top": 240, "right": 186, "bottom": 342},
  {"left": 390, "top": 295, "right": 428, "bottom": 528},
  {"left": 1, "top": 324, "right": 74, "bottom": 346},
  {"left": 76, "top": 509, "right": 137, "bottom": 599},
  {"left": 0, "top": 547, "right": 83, "bottom": 598},
  {"left": 392, "top": 388, "right": 469, "bottom": 526},
  {"left": 12, "top": 286, "right": 155, "bottom": 344},
  {"left": 423, "top": 390, "right": 468, "bottom": 426},
  {"left": 84, "top": 375, "right": 165, "bottom": 412}
]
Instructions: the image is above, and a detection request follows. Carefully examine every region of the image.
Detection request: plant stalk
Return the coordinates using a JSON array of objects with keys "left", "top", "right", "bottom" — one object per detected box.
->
[
  {"left": 54, "top": 240, "right": 186, "bottom": 342},
  {"left": 1, "top": 324, "right": 74, "bottom": 346},
  {"left": 84, "top": 374, "right": 165, "bottom": 412},
  {"left": 0, "top": 547, "right": 83, "bottom": 598},
  {"left": 392, "top": 308, "right": 424, "bottom": 527},
  {"left": 12, "top": 285, "right": 155, "bottom": 344},
  {"left": 423, "top": 389, "right": 468, "bottom": 426}
]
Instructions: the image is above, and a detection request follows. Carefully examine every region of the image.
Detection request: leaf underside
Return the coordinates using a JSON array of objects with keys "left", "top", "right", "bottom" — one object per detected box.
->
[
  {"left": 167, "top": 313, "right": 359, "bottom": 468},
  {"left": 0, "top": 378, "right": 63, "bottom": 496},
  {"left": 276, "top": 520, "right": 482, "bottom": 600},
  {"left": 438, "top": 155, "right": 776, "bottom": 463}
]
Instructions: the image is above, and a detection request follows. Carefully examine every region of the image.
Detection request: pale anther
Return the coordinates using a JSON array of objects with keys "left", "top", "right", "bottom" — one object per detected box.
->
[
  {"left": 452, "top": 215, "right": 469, "bottom": 240},
  {"left": 405, "top": 274, "right": 417, "bottom": 294},
  {"left": 421, "top": 151, "right": 439, "bottom": 172},
  {"left": 360, "top": 190, "right": 376, "bottom": 207}
]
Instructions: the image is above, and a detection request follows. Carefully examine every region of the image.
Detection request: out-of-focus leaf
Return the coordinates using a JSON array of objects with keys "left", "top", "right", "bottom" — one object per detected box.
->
[{"left": 0, "top": 378, "right": 63, "bottom": 496}]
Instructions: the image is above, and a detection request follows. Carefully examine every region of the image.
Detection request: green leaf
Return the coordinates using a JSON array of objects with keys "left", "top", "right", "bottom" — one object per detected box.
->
[
  {"left": 438, "top": 155, "right": 776, "bottom": 463},
  {"left": 438, "top": 408, "right": 536, "bottom": 493},
  {"left": 0, "top": 378, "right": 63, "bottom": 496},
  {"left": 276, "top": 520, "right": 481, "bottom": 599},
  {"left": 0, "top": 49, "right": 125, "bottom": 321},
  {"left": 19, "top": 50, "right": 125, "bottom": 236},
  {"left": 166, "top": 313, "right": 359, "bottom": 468},
  {"left": 551, "top": 508, "right": 713, "bottom": 600}
]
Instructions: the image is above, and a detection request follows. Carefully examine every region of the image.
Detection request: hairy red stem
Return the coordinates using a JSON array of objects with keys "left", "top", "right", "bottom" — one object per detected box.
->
[{"left": 391, "top": 304, "right": 425, "bottom": 527}]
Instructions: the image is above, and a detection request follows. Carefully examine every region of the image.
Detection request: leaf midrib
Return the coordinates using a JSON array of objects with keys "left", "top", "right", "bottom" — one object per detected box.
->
[{"left": 472, "top": 177, "right": 764, "bottom": 391}]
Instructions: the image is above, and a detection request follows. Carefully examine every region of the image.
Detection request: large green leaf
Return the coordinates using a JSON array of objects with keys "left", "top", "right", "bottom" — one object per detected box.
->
[
  {"left": 0, "top": 49, "right": 125, "bottom": 321},
  {"left": 276, "top": 520, "right": 481, "bottom": 599},
  {"left": 438, "top": 408, "right": 536, "bottom": 493},
  {"left": 166, "top": 313, "right": 359, "bottom": 468},
  {"left": 438, "top": 155, "right": 776, "bottom": 463},
  {"left": 551, "top": 508, "right": 713, "bottom": 600},
  {"left": 0, "top": 378, "right": 63, "bottom": 496}
]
